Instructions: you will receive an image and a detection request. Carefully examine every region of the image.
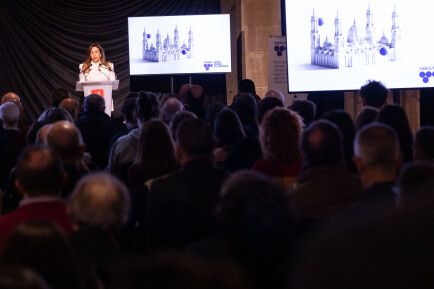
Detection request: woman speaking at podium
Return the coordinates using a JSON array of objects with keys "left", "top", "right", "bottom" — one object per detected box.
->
[{"left": 79, "top": 43, "right": 116, "bottom": 115}]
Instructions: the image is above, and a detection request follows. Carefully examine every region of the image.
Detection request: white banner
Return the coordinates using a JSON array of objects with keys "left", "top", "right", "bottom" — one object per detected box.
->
[{"left": 268, "top": 35, "right": 307, "bottom": 107}]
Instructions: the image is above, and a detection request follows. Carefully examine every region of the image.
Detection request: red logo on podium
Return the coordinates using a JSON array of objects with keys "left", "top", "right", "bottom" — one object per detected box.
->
[{"left": 91, "top": 89, "right": 104, "bottom": 97}]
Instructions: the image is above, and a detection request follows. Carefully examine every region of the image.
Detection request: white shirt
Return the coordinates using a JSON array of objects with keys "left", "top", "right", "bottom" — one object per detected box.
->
[{"left": 79, "top": 61, "right": 116, "bottom": 82}]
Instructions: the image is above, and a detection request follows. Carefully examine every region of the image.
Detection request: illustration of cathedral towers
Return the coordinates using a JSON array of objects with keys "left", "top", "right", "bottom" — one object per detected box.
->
[
  {"left": 310, "top": 4, "right": 400, "bottom": 68},
  {"left": 143, "top": 26, "right": 194, "bottom": 62}
]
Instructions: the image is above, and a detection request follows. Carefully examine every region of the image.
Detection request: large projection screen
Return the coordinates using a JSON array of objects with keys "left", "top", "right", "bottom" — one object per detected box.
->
[
  {"left": 285, "top": 0, "right": 434, "bottom": 92},
  {"left": 128, "top": 14, "right": 231, "bottom": 75}
]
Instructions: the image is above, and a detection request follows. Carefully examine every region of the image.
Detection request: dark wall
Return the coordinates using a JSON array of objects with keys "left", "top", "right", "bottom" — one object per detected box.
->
[{"left": 0, "top": 0, "right": 221, "bottom": 119}]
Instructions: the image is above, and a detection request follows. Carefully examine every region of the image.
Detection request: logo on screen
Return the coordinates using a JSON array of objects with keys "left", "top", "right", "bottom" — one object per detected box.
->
[
  {"left": 274, "top": 45, "right": 286, "bottom": 57},
  {"left": 91, "top": 89, "right": 104, "bottom": 97},
  {"left": 204, "top": 63, "right": 213, "bottom": 71}
]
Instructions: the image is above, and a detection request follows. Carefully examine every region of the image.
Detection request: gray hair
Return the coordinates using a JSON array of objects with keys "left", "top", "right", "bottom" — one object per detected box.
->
[
  {"left": 0, "top": 102, "right": 20, "bottom": 129},
  {"left": 68, "top": 173, "right": 130, "bottom": 231},
  {"left": 354, "top": 122, "right": 399, "bottom": 168}
]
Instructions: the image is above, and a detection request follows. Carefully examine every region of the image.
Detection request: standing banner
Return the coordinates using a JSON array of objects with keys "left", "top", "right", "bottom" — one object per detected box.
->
[{"left": 268, "top": 36, "right": 307, "bottom": 107}]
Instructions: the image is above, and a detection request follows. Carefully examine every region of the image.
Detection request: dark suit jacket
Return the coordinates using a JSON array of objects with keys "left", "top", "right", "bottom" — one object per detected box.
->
[
  {"left": 146, "top": 158, "right": 228, "bottom": 250},
  {"left": 75, "top": 111, "right": 119, "bottom": 170},
  {"left": 0, "top": 198, "right": 73, "bottom": 252}
]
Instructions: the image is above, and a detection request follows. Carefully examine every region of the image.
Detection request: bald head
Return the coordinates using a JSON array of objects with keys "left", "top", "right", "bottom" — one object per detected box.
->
[
  {"left": 265, "top": 89, "right": 285, "bottom": 103},
  {"left": 68, "top": 173, "right": 130, "bottom": 231},
  {"left": 35, "top": 124, "right": 53, "bottom": 145},
  {"left": 47, "top": 121, "right": 84, "bottom": 163},
  {"left": 59, "top": 97, "right": 80, "bottom": 120},
  {"left": 1, "top": 92, "right": 23, "bottom": 112}
]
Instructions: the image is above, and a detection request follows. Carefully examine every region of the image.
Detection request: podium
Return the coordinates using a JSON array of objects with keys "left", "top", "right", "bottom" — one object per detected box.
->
[{"left": 76, "top": 80, "right": 119, "bottom": 116}]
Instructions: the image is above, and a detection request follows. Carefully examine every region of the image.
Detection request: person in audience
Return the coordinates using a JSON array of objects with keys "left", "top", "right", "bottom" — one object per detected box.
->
[
  {"left": 218, "top": 171, "right": 294, "bottom": 289},
  {"left": 147, "top": 118, "right": 228, "bottom": 249},
  {"left": 108, "top": 96, "right": 138, "bottom": 153},
  {"left": 413, "top": 126, "right": 434, "bottom": 161},
  {"left": 334, "top": 123, "right": 401, "bottom": 225},
  {"left": 265, "top": 89, "right": 285, "bottom": 103},
  {"left": 290, "top": 100, "right": 316, "bottom": 127},
  {"left": 59, "top": 97, "right": 80, "bottom": 120},
  {"left": 35, "top": 124, "right": 53, "bottom": 144},
  {"left": 76, "top": 94, "right": 120, "bottom": 169},
  {"left": 231, "top": 93, "right": 259, "bottom": 138},
  {"left": 355, "top": 106, "right": 378, "bottom": 130},
  {"left": 108, "top": 91, "right": 159, "bottom": 179},
  {"left": 257, "top": 96, "right": 284, "bottom": 125},
  {"left": 238, "top": 79, "right": 261, "bottom": 102},
  {"left": 359, "top": 80, "right": 389, "bottom": 108},
  {"left": 46, "top": 121, "right": 88, "bottom": 198},
  {"left": 28, "top": 107, "right": 74, "bottom": 144},
  {"left": 397, "top": 162, "right": 434, "bottom": 208},
  {"left": 67, "top": 173, "right": 131, "bottom": 287},
  {"left": 377, "top": 104, "right": 413, "bottom": 163},
  {"left": 128, "top": 119, "right": 178, "bottom": 191},
  {"left": 169, "top": 110, "right": 197, "bottom": 142},
  {"left": 0, "top": 102, "right": 27, "bottom": 186},
  {"left": 291, "top": 120, "right": 362, "bottom": 221},
  {"left": 205, "top": 102, "right": 226, "bottom": 133},
  {"left": 182, "top": 85, "right": 206, "bottom": 119},
  {"left": 1, "top": 222, "right": 84, "bottom": 289},
  {"left": 0, "top": 266, "right": 52, "bottom": 289},
  {"left": 253, "top": 107, "right": 303, "bottom": 185},
  {"left": 50, "top": 88, "right": 70, "bottom": 107},
  {"left": 161, "top": 97, "right": 184, "bottom": 126},
  {"left": 1, "top": 92, "right": 30, "bottom": 133},
  {"left": 0, "top": 146, "right": 72, "bottom": 252},
  {"left": 213, "top": 108, "right": 245, "bottom": 166},
  {"left": 322, "top": 110, "right": 357, "bottom": 173}
]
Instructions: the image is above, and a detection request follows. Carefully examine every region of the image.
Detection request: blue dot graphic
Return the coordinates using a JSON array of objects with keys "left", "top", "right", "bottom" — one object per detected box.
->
[
  {"left": 379, "top": 47, "right": 388, "bottom": 56},
  {"left": 420, "top": 72, "right": 426, "bottom": 78},
  {"left": 318, "top": 18, "right": 324, "bottom": 26},
  {"left": 147, "top": 34, "right": 151, "bottom": 39},
  {"left": 182, "top": 50, "right": 187, "bottom": 55},
  {"left": 427, "top": 71, "right": 432, "bottom": 77},
  {"left": 423, "top": 77, "right": 429, "bottom": 83}
]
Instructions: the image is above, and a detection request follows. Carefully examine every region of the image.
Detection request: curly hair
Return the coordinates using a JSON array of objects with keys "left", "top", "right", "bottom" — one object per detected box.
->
[{"left": 260, "top": 107, "right": 303, "bottom": 164}]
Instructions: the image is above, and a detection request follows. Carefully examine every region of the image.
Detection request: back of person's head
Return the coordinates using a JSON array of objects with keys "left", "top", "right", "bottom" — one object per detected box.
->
[
  {"left": 58, "top": 98, "right": 79, "bottom": 120},
  {"left": 68, "top": 173, "right": 130, "bottom": 231},
  {"left": 238, "top": 79, "right": 256, "bottom": 94},
  {"left": 355, "top": 106, "right": 378, "bottom": 130},
  {"left": 136, "top": 91, "right": 160, "bottom": 123},
  {"left": 169, "top": 110, "right": 197, "bottom": 142},
  {"left": 301, "top": 120, "right": 343, "bottom": 168},
  {"left": 260, "top": 107, "right": 303, "bottom": 164},
  {"left": 2, "top": 222, "right": 80, "bottom": 289},
  {"left": 1, "top": 92, "right": 23, "bottom": 112},
  {"left": 176, "top": 118, "right": 213, "bottom": 159},
  {"left": 205, "top": 102, "right": 226, "bottom": 130},
  {"left": 0, "top": 102, "right": 20, "bottom": 129},
  {"left": 398, "top": 162, "right": 434, "bottom": 207},
  {"left": 231, "top": 93, "right": 257, "bottom": 125},
  {"left": 0, "top": 266, "right": 51, "bottom": 289},
  {"left": 214, "top": 108, "right": 245, "bottom": 148},
  {"left": 83, "top": 94, "right": 105, "bottom": 113},
  {"left": 178, "top": 84, "right": 192, "bottom": 102},
  {"left": 16, "top": 146, "right": 64, "bottom": 197},
  {"left": 414, "top": 126, "right": 434, "bottom": 160},
  {"left": 161, "top": 97, "right": 184, "bottom": 125},
  {"left": 377, "top": 104, "right": 413, "bottom": 162},
  {"left": 46, "top": 121, "right": 84, "bottom": 163},
  {"left": 39, "top": 107, "right": 74, "bottom": 123},
  {"left": 121, "top": 96, "right": 137, "bottom": 125},
  {"left": 35, "top": 124, "right": 52, "bottom": 145},
  {"left": 182, "top": 85, "right": 205, "bottom": 119},
  {"left": 50, "top": 88, "right": 69, "bottom": 107},
  {"left": 354, "top": 122, "right": 400, "bottom": 170},
  {"left": 290, "top": 100, "right": 316, "bottom": 127},
  {"left": 218, "top": 171, "right": 293, "bottom": 270},
  {"left": 134, "top": 119, "right": 177, "bottom": 180},
  {"left": 257, "top": 96, "right": 284, "bottom": 125},
  {"left": 360, "top": 80, "right": 388, "bottom": 108},
  {"left": 265, "top": 89, "right": 285, "bottom": 103}
]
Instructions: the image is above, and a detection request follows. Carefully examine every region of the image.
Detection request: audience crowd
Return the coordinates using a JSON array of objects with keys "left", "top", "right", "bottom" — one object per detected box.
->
[{"left": 0, "top": 79, "right": 433, "bottom": 289}]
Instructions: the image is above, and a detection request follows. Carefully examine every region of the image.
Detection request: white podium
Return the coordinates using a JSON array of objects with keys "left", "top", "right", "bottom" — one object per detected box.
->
[{"left": 76, "top": 80, "right": 119, "bottom": 116}]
